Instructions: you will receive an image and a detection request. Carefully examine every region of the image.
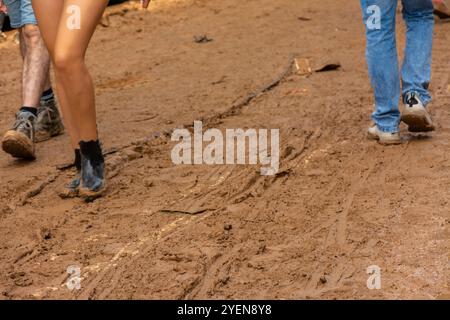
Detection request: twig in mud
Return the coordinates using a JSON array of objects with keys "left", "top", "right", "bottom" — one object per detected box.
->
[
  {"left": 56, "top": 162, "right": 75, "bottom": 171},
  {"left": 196, "top": 54, "right": 297, "bottom": 128},
  {"left": 315, "top": 62, "right": 341, "bottom": 72},
  {"left": 194, "top": 35, "right": 213, "bottom": 43},
  {"left": 239, "top": 54, "right": 296, "bottom": 105},
  {"left": 159, "top": 208, "right": 214, "bottom": 215},
  {"left": 20, "top": 173, "right": 58, "bottom": 205}
]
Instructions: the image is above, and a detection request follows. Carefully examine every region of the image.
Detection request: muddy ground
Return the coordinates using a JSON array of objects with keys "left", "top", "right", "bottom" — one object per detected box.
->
[{"left": 0, "top": 0, "right": 448, "bottom": 299}]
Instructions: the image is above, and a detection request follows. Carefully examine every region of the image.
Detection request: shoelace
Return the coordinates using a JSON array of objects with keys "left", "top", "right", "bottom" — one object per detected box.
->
[
  {"left": 38, "top": 102, "right": 55, "bottom": 122},
  {"left": 13, "top": 112, "right": 35, "bottom": 140}
]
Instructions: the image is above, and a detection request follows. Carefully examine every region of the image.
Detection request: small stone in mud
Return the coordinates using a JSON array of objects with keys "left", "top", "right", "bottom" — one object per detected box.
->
[
  {"left": 144, "top": 179, "right": 154, "bottom": 188},
  {"left": 40, "top": 228, "right": 52, "bottom": 240},
  {"left": 257, "top": 242, "right": 266, "bottom": 254},
  {"left": 194, "top": 35, "right": 213, "bottom": 43},
  {"left": 0, "top": 205, "right": 13, "bottom": 216},
  {"left": 224, "top": 224, "right": 232, "bottom": 231},
  {"left": 218, "top": 276, "right": 230, "bottom": 285},
  {"left": 319, "top": 276, "right": 328, "bottom": 284}
]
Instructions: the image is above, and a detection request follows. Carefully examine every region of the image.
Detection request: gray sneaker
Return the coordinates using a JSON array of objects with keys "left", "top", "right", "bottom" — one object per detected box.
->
[
  {"left": 2, "top": 111, "right": 36, "bottom": 159},
  {"left": 401, "top": 92, "right": 435, "bottom": 132},
  {"left": 35, "top": 98, "right": 65, "bottom": 142}
]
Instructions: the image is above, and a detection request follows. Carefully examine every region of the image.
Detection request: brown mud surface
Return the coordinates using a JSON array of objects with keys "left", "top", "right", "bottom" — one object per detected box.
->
[{"left": 0, "top": 0, "right": 448, "bottom": 299}]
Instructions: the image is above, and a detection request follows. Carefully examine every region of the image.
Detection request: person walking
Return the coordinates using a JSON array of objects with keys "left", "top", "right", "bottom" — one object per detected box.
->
[
  {"left": 30, "top": 0, "right": 151, "bottom": 199},
  {"left": 361, "top": 0, "right": 435, "bottom": 145},
  {"left": 0, "top": 0, "right": 64, "bottom": 159}
]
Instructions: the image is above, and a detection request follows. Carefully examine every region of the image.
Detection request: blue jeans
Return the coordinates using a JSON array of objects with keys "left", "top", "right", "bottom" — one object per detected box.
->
[
  {"left": 3, "top": 0, "right": 37, "bottom": 28},
  {"left": 360, "top": 0, "right": 434, "bottom": 133}
]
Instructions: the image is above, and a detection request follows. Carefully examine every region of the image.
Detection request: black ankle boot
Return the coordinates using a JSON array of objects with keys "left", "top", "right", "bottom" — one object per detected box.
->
[
  {"left": 66, "top": 149, "right": 81, "bottom": 191},
  {"left": 79, "top": 140, "right": 105, "bottom": 198}
]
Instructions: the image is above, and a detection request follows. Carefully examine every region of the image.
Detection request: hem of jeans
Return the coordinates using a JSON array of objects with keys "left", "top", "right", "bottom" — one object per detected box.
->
[
  {"left": 376, "top": 125, "right": 399, "bottom": 133},
  {"left": 421, "top": 100, "right": 431, "bottom": 107},
  {"left": 9, "top": 20, "right": 38, "bottom": 29}
]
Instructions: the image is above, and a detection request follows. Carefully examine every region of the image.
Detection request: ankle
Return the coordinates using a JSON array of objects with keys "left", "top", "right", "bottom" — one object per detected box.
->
[
  {"left": 20, "top": 106, "right": 37, "bottom": 117},
  {"left": 79, "top": 140, "right": 104, "bottom": 164},
  {"left": 41, "top": 88, "right": 54, "bottom": 103},
  {"left": 74, "top": 149, "right": 81, "bottom": 171}
]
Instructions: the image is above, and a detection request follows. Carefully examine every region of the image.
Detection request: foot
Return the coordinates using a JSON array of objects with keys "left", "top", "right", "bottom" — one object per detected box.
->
[
  {"left": 35, "top": 98, "right": 65, "bottom": 142},
  {"left": 2, "top": 111, "right": 36, "bottom": 159},
  {"left": 79, "top": 140, "right": 106, "bottom": 201},
  {"left": 66, "top": 174, "right": 81, "bottom": 191},
  {"left": 402, "top": 92, "right": 435, "bottom": 132},
  {"left": 58, "top": 173, "right": 81, "bottom": 199},
  {"left": 367, "top": 125, "right": 401, "bottom": 145}
]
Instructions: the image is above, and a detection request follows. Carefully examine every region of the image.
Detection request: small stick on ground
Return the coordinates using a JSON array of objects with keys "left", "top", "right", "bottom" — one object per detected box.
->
[{"left": 20, "top": 173, "right": 58, "bottom": 205}]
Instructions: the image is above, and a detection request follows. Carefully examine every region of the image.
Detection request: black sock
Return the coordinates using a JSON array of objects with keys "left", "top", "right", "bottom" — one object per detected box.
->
[
  {"left": 20, "top": 106, "right": 37, "bottom": 117},
  {"left": 74, "top": 149, "right": 81, "bottom": 171},
  {"left": 79, "top": 140, "right": 104, "bottom": 164},
  {"left": 41, "top": 88, "right": 54, "bottom": 102}
]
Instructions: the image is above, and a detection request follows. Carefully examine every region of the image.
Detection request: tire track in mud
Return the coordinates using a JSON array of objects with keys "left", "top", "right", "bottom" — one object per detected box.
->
[
  {"left": 184, "top": 244, "right": 244, "bottom": 299},
  {"left": 78, "top": 215, "right": 199, "bottom": 299},
  {"left": 335, "top": 150, "right": 376, "bottom": 247}
]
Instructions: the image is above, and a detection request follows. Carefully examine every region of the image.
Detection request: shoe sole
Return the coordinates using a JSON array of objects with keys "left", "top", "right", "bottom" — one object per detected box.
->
[
  {"left": 367, "top": 131, "right": 401, "bottom": 145},
  {"left": 58, "top": 187, "right": 79, "bottom": 199},
  {"left": 402, "top": 108, "right": 435, "bottom": 133},
  {"left": 2, "top": 130, "right": 35, "bottom": 160},
  {"left": 79, "top": 181, "right": 107, "bottom": 202},
  {"left": 35, "top": 125, "right": 65, "bottom": 143}
]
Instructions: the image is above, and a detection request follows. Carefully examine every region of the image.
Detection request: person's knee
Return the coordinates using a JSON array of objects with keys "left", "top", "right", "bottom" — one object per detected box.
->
[
  {"left": 20, "top": 24, "right": 42, "bottom": 48},
  {"left": 53, "top": 49, "right": 82, "bottom": 73}
]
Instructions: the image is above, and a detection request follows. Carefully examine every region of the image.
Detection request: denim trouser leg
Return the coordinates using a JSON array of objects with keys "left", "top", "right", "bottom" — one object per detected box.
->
[
  {"left": 401, "top": 0, "right": 434, "bottom": 105},
  {"left": 361, "top": 0, "right": 401, "bottom": 133}
]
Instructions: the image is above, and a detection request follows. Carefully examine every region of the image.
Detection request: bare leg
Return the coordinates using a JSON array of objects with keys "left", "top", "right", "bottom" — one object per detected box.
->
[
  {"left": 32, "top": 0, "right": 79, "bottom": 149},
  {"left": 43, "top": 73, "right": 51, "bottom": 92},
  {"left": 51, "top": 0, "right": 108, "bottom": 142},
  {"left": 1, "top": 24, "right": 52, "bottom": 160},
  {"left": 20, "top": 27, "right": 52, "bottom": 93},
  {"left": 33, "top": 0, "right": 108, "bottom": 196},
  {"left": 20, "top": 24, "right": 50, "bottom": 109},
  {"left": 19, "top": 30, "right": 26, "bottom": 58}
]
